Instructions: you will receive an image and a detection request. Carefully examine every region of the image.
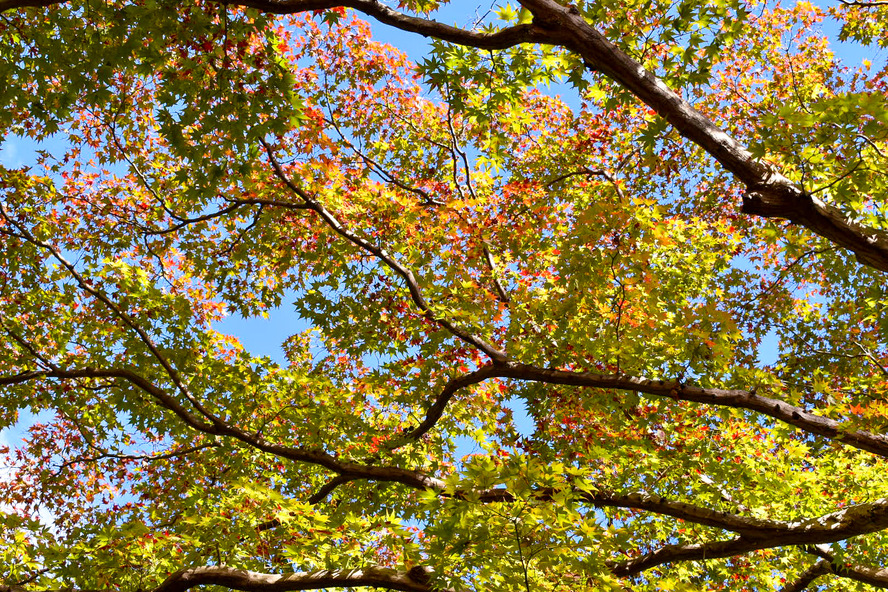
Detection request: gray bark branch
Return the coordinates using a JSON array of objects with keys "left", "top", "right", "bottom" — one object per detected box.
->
[{"left": 1, "top": 566, "right": 449, "bottom": 592}]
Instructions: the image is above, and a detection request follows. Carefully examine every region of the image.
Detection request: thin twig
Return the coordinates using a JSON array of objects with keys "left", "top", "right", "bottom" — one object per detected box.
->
[{"left": 259, "top": 138, "right": 508, "bottom": 362}]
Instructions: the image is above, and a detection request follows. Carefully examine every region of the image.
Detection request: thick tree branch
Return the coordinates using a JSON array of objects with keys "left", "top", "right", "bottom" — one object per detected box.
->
[
  {"left": 512, "top": 0, "right": 888, "bottom": 271},
  {"left": 0, "top": 366, "right": 446, "bottom": 490},
  {"left": 0, "top": 0, "right": 53, "bottom": 9},
  {"left": 805, "top": 544, "right": 888, "bottom": 588},
  {"left": 609, "top": 498, "right": 888, "bottom": 576},
  {"left": 580, "top": 490, "right": 793, "bottom": 537},
  {"left": 1, "top": 565, "right": 451, "bottom": 592},
  {"left": 156, "top": 566, "right": 446, "bottom": 592},
  {"left": 492, "top": 361, "right": 888, "bottom": 458},
  {"left": 8, "top": 360, "right": 888, "bottom": 539},
  {"left": 475, "top": 486, "right": 888, "bottom": 560},
  {"left": 394, "top": 364, "right": 503, "bottom": 445},
  {"left": 10, "top": 365, "right": 888, "bottom": 581},
  {"left": 199, "top": 0, "right": 550, "bottom": 49},
  {"left": 837, "top": 0, "right": 888, "bottom": 6},
  {"left": 829, "top": 563, "right": 888, "bottom": 589},
  {"left": 778, "top": 560, "right": 831, "bottom": 592}
]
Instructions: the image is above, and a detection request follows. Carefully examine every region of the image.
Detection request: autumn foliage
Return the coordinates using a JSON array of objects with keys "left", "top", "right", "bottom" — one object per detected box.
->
[{"left": 1, "top": 0, "right": 888, "bottom": 590}]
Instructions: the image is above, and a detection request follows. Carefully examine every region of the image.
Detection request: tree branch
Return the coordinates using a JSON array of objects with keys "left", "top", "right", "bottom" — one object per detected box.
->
[
  {"left": 8, "top": 356, "right": 886, "bottom": 582},
  {"left": 12, "top": 358, "right": 885, "bottom": 527},
  {"left": 53, "top": 442, "right": 221, "bottom": 477},
  {"left": 545, "top": 168, "right": 624, "bottom": 201},
  {"left": 0, "top": 366, "right": 446, "bottom": 490},
  {"left": 492, "top": 361, "right": 888, "bottom": 458},
  {"left": 1, "top": 565, "right": 452, "bottom": 592},
  {"left": 256, "top": 474, "right": 358, "bottom": 532},
  {"left": 608, "top": 498, "right": 888, "bottom": 576},
  {"left": 2, "top": 0, "right": 887, "bottom": 270},
  {"left": 837, "top": 0, "right": 888, "bottom": 6},
  {"left": 511, "top": 0, "right": 888, "bottom": 271},
  {"left": 778, "top": 560, "right": 831, "bottom": 592},
  {"left": 214, "top": 0, "right": 550, "bottom": 49},
  {"left": 473, "top": 485, "right": 888, "bottom": 566},
  {"left": 260, "top": 139, "right": 508, "bottom": 362},
  {"left": 0, "top": 0, "right": 54, "bottom": 10},
  {"left": 0, "top": 202, "right": 222, "bottom": 425},
  {"left": 322, "top": 104, "right": 443, "bottom": 207},
  {"left": 393, "top": 364, "right": 503, "bottom": 445},
  {"left": 452, "top": 480, "right": 888, "bottom": 581},
  {"left": 805, "top": 544, "right": 888, "bottom": 588}
]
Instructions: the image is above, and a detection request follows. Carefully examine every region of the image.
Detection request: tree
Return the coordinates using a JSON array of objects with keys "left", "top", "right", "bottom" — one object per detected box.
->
[{"left": 0, "top": 0, "right": 887, "bottom": 588}]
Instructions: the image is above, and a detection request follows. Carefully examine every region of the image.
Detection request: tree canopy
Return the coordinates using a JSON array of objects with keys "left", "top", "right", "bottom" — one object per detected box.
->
[{"left": 0, "top": 0, "right": 887, "bottom": 589}]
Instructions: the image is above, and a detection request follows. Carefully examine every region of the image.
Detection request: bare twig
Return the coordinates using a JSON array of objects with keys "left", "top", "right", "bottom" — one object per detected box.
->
[
  {"left": 322, "top": 98, "right": 442, "bottom": 207},
  {"left": 853, "top": 341, "right": 888, "bottom": 378}
]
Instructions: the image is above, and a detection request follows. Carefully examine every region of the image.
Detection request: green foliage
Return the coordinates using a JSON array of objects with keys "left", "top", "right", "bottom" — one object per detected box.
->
[{"left": 0, "top": 0, "right": 887, "bottom": 591}]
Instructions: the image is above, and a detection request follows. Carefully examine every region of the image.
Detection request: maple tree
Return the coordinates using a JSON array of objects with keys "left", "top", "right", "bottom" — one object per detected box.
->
[{"left": 0, "top": 0, "right": 887, "bottom": 589}]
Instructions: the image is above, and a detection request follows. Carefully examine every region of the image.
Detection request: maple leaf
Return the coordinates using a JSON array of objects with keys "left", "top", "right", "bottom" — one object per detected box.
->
[{"left": 0, "top": 0, "right": 887, "bottom": 590}]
